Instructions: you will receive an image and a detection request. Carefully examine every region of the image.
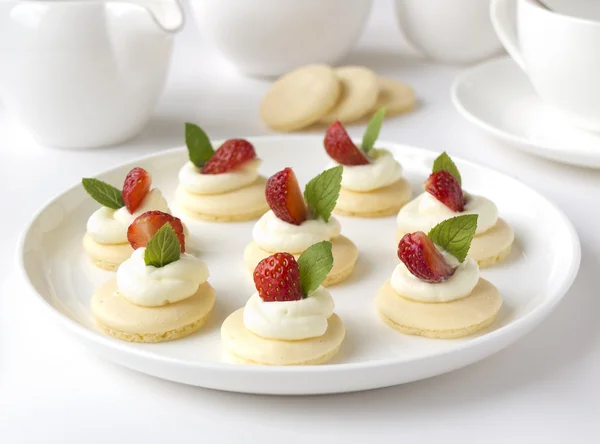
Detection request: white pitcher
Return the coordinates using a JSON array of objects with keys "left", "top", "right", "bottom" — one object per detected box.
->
[{"left": 0, "top": 0, "right": 184, "bottom": 148}]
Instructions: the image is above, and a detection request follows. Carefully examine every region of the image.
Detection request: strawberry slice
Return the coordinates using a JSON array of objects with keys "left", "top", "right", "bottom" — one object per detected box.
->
[
  {"left": 425, "top": 170, "right": 465, "bottom": 212},
  {"left": 127, "top": 210, "right": 185, "bottom": 252},
  {"left": 201, "top": 139, "right": 256, "bottom": 174},
  {"left": 398, "top": 232, "right": 455, "bottom": 283},
  {"left": 122, "top": 167, "right": 152, "bottom": 213},
  {"left": 253, "top": 252, "right": 303, "bottom": 302},
  {"left": 323, "top": 121, "right": 369, "bottom": 166},
  {"left": 265, "top": 168, "right": 308, "bottom": 225}
]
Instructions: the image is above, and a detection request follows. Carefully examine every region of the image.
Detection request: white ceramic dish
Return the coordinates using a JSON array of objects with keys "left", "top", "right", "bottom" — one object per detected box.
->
[
  {"left": 18, "top": 136, "right": 580, "bottom": 395},
  {"left": 452, "top": 57, "right": 600, "bottom": 169}
]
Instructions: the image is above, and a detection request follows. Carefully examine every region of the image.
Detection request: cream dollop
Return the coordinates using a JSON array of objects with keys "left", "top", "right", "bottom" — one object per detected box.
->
[
  {"left": 243, "top": 287, "right": 334, "bottom": 340},
  {"left": 116, "top": 248, "right": 210, "bottom": 307},
  {"left": 397, "top": 192, "right": 498, "bottom": 235},
  {"left": 331, "top": 149, "right": 402, "bottom": 192},
  {"left": 86, "top": 189, "right": 171, "bottom": 244},
  {"left": 252, "top": 210, "right": 341, "bottom": 253},
  {"left": 178, "top": 159, "right": 261, "bottom": 195},
  {"left": 391, "top": 249, "right": 479, "bottom": 302}
]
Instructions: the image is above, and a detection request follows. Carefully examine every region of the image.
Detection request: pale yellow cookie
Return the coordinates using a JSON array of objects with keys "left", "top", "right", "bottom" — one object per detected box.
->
[
  {"left": 91, "top": 279, "right": 215, "bottom": 343},
  {"left": 376, "top": 278, "right": 502, "bottom": 339},
  {"left": 221, "top": 308, "right": 345, "bottom": 365},
  {"left": 260, "top": 64, "right": 341, "bottom": 131},
  {"left": 243, "top": 235, "right": 358, "bottom": 286},
  {"left": 371, "top": 77, "right": 416, "bottom": 116},
  {"left": 396, "top": 218, "right": 514, "bottom": 268},
  {"left": 83, "top": 233, "right": 133, "bottom": 271},
  {"left": 334, "top": 178, "right": 412, "bottom": 218},
  {"left": 176, "top": 176, "right": 269, "bottom": 222},
  {"left": 319, "top": 66, "right": 379, "bottom": 124}
]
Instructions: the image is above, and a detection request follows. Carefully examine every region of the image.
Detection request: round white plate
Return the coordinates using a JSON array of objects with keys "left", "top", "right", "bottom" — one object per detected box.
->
[
  {"left": 18, "top": 136, "right": 580, "bottom": 395},
  {"left": 452, "top": 56, "right": 600, "bottom": 169}
]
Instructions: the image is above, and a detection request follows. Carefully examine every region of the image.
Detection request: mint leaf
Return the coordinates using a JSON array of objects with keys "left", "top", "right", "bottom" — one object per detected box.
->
[
  {"left": 185, "top": 122, "right": 214, "bottom": 168},
  {"left": 432, "top": 152, "right": 462, "bottom": 185},
  {"left": 428, "top": 214, "right": 478, "bottom": 263},
  {"left": 303, "top": 166, "right": 342, "bottom": 222},
  {"left": 361, "top": 107, "right": 386, "bottom": 153},
  {"left": 82, "top": 178, "right": 124, "bottom": 210},
  {"left": 298, "top": 241, "right": 334, "bottom": 296},
  {"left": 144, "top": 223, "right": 181, "bottom": 268}
]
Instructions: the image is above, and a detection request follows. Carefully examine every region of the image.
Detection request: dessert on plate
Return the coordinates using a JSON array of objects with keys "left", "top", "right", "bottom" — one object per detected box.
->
[
  {"left": 91, "top": 211, "right": 215, "bottom": 343},
  {"left": 377, "top": 215, "right": 502, "bottom": 339},
  {"left": 82, "top": 167, "right": 177, "bottom": 271},
  {"left": 175, "top": 123, "right": 269, "bottom": 222},
  {"left": 396, "top": 152, "right": 514, "bottom": 267},
  {"left": 243, "top": 166, "right": 359, "bottom": 286},
  {"left": 222, "top": 241, "right": 345, "bottom": 365},
  {"left": 324, "top": 108, "right": 412, "bottom": 217}
]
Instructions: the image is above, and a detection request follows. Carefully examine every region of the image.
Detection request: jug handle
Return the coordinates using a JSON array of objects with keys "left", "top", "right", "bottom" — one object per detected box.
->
[
  {"left": 127, "top": 0, "right": 185, "bottom": 33},
  {"left": 490, "top": 0, "right": 527, "bottom": 71}
]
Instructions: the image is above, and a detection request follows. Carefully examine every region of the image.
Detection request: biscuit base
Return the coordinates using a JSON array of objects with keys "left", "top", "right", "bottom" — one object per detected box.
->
[
  {"left": 178, "top": 206, "right": 269, "bottom": 223},
  {"left": 376, "top": 278, "right": 502, "bottom": 339},
  {"left": 334, "top": 178, "right": 412, "bottom": 218},
  {"left": 221, "top": 308, "right": 345, "bottom": 365},
  {"left": 83, "top": 233, "right": 133, "bottom": 271},
  {"left": 243, "top": 235, "right": 359, "bottom": 287}
]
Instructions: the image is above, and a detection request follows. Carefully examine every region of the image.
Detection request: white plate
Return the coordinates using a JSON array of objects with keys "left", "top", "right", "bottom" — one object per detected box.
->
[
  {"left": 452, "top": 56, "right": 600, "bottom": 169},
  {"left": 18, "top": 136, "right": 580, "bottom": 395}
]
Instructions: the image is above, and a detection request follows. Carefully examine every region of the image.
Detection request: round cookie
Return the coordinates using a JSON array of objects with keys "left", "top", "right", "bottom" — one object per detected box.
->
[
  {"left": 243, "top": 235, "right": 358, "bottom": 286},
  {"left": 91, "top": 279, "right": 215, "bottom": 343},
  {"left": 260, "top": 64, "right": 341, "bottom": 131},
  {"left": 221, "top": 308, "right": 345, "bottom": 365},
  {"left": 396, "top": 218, "right": 514, "bottom": 268},
  {"left": 376, "top": 278, "right": 502, "bottom": 339},
  {"left": 334, "top": 178, "right": 412, "bottom": 218},
  {"left": 319, "top": 66, "right": 379, "bottom": 124},
  {"left": 83, "top": 233, "right": 133, "bottom": 271},
  {"left": 176, "top": 176, "right": 269, "bottom": 222},
  {"left": 371, "top": 77, "right": 416, "bottom": 116}
]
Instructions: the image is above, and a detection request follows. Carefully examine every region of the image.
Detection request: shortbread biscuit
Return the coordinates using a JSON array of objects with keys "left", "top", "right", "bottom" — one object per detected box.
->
[
  {"left": 334, "top": 178, "right": 412, "bottom": 218},
  {"left": 83, "top": 233, "right": 133, "bottom": 271},
  {"left": 371, "top": 77, "right": 416, "bottom": 116}
]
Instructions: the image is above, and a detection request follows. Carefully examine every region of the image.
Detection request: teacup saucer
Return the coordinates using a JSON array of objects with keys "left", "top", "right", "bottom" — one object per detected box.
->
[{"left": 452, "top": 56, "right": 600, "bottom": 168}]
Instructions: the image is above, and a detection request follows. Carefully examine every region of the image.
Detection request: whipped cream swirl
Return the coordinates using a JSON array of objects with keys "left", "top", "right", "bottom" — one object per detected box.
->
[
  {"left": 178, "top": 159, "right": 261, "bottom": 195},
  {"left": 331, "top": 149, "right": 402, "bottom": 192},
  {"left": 397, "top": 192, "right": 498, "bottom": 235},
  {"left": 243, "top": 286, "right": 334, "bottom": 340},
  {"left": 253, "top": 210, "right": 341, "bottom": 253},
  {"left": 391, "top": 249, "right": 479, "bottom": 302},
  {"left": 87, "top": 189, "right": 170, "bottom": 244},
  {"left": 116, "top": 248, "right": 210, "bottom": 307}
]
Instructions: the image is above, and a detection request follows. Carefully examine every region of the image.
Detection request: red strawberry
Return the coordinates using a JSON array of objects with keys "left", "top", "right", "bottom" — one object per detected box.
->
[
  {"left": 425, "top": 170, "right": 465, "bottom": 212},
  {"left": 265, "top": 168, "right": 308, "bottom": 225},
  {"left": 127, "top": 210, "right": 185, "bottom": 252},
  {"left": 253, "top": 252, "right": 303, "bottom": 302},
  {"left": 323, "top": 121, "right": 369, "bottom": 166},
  {"left": 201, "top": 139, "right": 256, "bottom": 174},
  {"left": 122, "top": 167, "right": 152, "bottom": 213},
  {"left": 398, "top": 232, "right": 455, "bottom": 283}
]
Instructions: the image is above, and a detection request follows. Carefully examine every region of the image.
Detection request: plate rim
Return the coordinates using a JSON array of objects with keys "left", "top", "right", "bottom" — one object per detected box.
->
[{"left": 16, "top": 135, "right": 582, "bottom": 377}]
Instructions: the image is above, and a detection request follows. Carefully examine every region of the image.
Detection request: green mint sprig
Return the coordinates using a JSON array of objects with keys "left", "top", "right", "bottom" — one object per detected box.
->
[
  {"left": 303, "top": 165, "right": 343, "bottom": 223},
  {"left": 81, "top": 178, "right": 124, "bottom": 210},
  {"left": 185, "top": 122, "right": 214, "bottom": 168},
  {"left": 432, "top": 152, "right": 462, "bottom": 185},
  {"left": 361, "top": 107, "right": 386, "bottom": 154},
  {"left": 298, "top": 241, "right": 334, "bottom": 296},
  {"left": 428, "top": 214, "right": 478, "bottom": 263},
  {"left": 144, "top": 223, "right": 181, "bottom": 268}
]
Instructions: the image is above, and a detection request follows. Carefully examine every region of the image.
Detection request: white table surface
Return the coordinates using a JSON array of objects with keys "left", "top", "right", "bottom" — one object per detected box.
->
[{"left": 1, "top": 1, "right": 599, "bottom": 442}]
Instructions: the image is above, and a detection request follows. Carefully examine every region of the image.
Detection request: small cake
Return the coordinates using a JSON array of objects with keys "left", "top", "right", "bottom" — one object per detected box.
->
[
  {"left": 91, "top": 211, "right": 215, "bottom": 343},
  {"left": 324, "top": 109, "right": 412, "bottom": 217},
  {"left": 175, "top": 123, "right": 269, "bottom": 222},
  {"left": 377, "top": 215, "right": 502, "bottom": 339},
  {"left": 396, "top": 152, "right": 514, "bottom": 267},
  {"left": 243, "top": 166, "right": 359, "bottom": 286},
  {"left": 82, "top": 167, "right": 177, "bottom": 271},
  {"left": 222, "top": 241, "right": 345, "bottom": 365}
]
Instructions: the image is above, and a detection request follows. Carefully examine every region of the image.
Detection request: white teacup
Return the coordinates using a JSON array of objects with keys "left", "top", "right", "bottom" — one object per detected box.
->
[{"left": 491, "top": 0, "right": 600, "bottom": 132}]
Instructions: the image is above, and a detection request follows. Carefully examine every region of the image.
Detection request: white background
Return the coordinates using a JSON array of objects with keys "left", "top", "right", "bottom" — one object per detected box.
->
[{"left": 1, "top": 1, "right": 599, "bottom": 442}]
